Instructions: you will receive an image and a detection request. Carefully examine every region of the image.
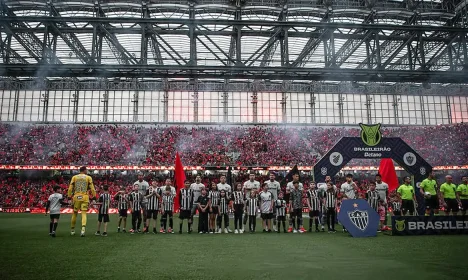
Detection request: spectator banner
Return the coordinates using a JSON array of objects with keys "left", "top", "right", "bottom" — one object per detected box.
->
[
  {"left": 337, "top": 199, "right": 380, "bottom": 238},
  {"left": 313, "top": 124, "right": 433, "bottom": 183},
  {"left": 391, "top": 216, "right": 468, "bottom": 235}
]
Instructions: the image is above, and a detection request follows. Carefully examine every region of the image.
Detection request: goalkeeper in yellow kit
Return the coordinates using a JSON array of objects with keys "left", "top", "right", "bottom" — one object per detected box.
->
[{"left": 68, "top": 166, "right": 96, "bottom": 237}]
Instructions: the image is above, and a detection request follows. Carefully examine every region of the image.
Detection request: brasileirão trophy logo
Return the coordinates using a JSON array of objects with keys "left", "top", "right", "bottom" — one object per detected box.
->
[{"left": 359, "top": 123, "right": 382, "bottom": 147}]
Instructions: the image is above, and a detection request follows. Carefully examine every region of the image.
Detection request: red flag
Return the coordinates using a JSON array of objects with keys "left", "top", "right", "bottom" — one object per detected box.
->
[
  {"left": 174, "top": 152, "right": 186, "bottom": 210},
  {"left": 378, "top": 159, "right": 399, "bottom": 192}
]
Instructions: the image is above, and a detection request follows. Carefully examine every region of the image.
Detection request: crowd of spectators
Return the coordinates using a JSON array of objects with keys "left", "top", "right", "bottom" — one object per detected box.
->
[{"left": 0, "top": 123, "right": 466, "bottom": 167}]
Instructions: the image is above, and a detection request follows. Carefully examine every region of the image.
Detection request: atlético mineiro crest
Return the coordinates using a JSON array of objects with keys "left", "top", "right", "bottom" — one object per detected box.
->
[{"left": 348, "top": 209, "right": 369, "bottom": 231}]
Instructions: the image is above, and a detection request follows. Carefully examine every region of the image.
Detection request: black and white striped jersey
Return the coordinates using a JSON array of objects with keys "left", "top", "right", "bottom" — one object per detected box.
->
[
  {"left": 162, "top": 194, "right": 175, "bottom": 212},
  {"left": 232, "top": 191, "right": 244, "bottom": 205},
  {"left": 129, "top": 192, "right": 143, "bottom": 211},
  {"left": 275, "top": 199, "right": 287, "bottom": 217},
  {"left": 218, "top": 197, "right": 230, "bottom": 214},
  {"left": 392, "top": 201, "right": 402, "bottom": 212},
  {"left": 98, "top": 193, "right": 111, "bottom": 215},
  {"left": 246, "top": 198, "right": 258, "bottom": 216},
  {"left": 146, "top": 187, "right": 161, "bottom": 211},
  {"left": 209, "top": 190, "right": 220, "bottom": 207},
  {"left": 179, "top": 188, "right": 194, "bottom": 211},
  {"left": 115, "top": 193, "right": 128, "bottom": 210},
  {"left": 307, "top": 189, "right": 320, "bottom": 211},
  {"left": 325, "top": 190, "right": 337, "bottom": 208},
  {"left": 366, "top": 190, "right": 381, "bottom": 211}
]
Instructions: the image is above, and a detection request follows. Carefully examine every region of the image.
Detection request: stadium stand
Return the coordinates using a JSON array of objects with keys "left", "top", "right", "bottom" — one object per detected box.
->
[{"left": 0, "top": 123, "right": 466, "bottom": 167}]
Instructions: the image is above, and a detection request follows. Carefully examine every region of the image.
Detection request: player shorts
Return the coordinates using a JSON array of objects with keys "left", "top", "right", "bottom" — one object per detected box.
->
[
  {"left": 146, "top": 210, "right": 158, "bottom": 220},
  {"left": 401, "top": 200, "right": 414, "bottom": 213},
  {"left": 291, "top": 208, "right": 302, "bottom": 217},
  {"left": 276, "top": 215, "right": 286, "bottom": 222},
  {"left": 179, "top": 210, "right": 191, "bottom": 220},
  {"left": 261, "top": 213, "right": 273, "bottom": 220},
  {"left": 98, "top": 214, "right": 109, "bottom": 223},
  {"left": 119, "top": 209, "right": 128, "bottom": 217},
  {"left": 425, "top": 196, "right": 439, "bottom": 210},
  {"left": 461, "top": 200, "right": 468, "bottom": 211},
  {"left": 49, "top": 214, "right": 60, "bottom": 220},
  {"left": 210, "top": 206, "right": 219, "bottom": 215},
  {"left": 393, "top": 210, "right": 401, "bottom": 216},
  {"left": 444, "top": 199, "right": 458, "bottom": 213},
  {"left": 308, "top": 210, "right": 320, "bottom": 217},
  {"left": 163, "top": 211, "right": 173, "bottom": 217},
  {"left": 73, "top": 200, "right": 89, "bottom": 212}
]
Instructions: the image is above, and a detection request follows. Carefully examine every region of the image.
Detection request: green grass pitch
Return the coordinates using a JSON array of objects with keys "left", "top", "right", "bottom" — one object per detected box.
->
[{"left": 0, "top": 214, "right": 466, "bottom": 280}]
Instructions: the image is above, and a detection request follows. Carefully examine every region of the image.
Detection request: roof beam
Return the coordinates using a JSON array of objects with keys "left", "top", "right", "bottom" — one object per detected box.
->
[
  {"left": 48, "top": 3, "right": 92, "bottom": 64},
  {"left": 143, "top": 2, "right": 163, "bottom": 65},
  {"left": 94, "top": 1, "right": 139, "bottom": 65},
  {"left": 290, "top": 10, "right": 332, "bottom": 68},
  {"left": 356, "top": 14, "right": 420, "bottom": 70},
  {"left": 0, "top": 2, "right": 61, "bottom": 64},
  {"left": 0, "top": 32, "right": 28, "bottom": 64},
  {"left": 259, "top": 1, "right": 288, "bottom": 68},
  {"left": 388, "top": 10, "right": 466, "bottom": 71},
  {"left": 1, "top": 64, "right": 466, "bottom": 83},
  {"left": 4, "top": 17, "right": 468, "bottom": 33},
  {"left": 330, "top": 13, "right": 375, "bottom": 68}
]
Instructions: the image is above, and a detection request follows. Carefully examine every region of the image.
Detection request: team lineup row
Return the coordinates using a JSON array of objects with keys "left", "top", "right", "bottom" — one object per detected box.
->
[{"left": 45, "top": 167, "right": 468, "bottom": 237}]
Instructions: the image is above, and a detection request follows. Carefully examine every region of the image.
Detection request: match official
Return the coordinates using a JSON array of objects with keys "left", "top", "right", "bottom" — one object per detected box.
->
[{"left": 397, "top": 176, "right": 417, "bottom": 216}]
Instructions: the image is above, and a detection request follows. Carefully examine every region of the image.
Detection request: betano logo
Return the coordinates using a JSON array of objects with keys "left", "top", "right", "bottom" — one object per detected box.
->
[{"left": 359, "top": 123, "right": 382, "bottom": 147}]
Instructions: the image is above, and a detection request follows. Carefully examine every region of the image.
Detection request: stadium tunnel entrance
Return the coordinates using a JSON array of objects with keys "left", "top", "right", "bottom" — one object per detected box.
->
[{"left": 312, "top": 136, "right": 433, "bottom": 215}]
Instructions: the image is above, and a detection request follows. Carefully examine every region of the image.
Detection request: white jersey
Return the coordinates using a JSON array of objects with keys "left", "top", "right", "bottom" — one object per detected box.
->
[
  {"left": 48, "top": 193, "right": 63, "bottom": 215},
  {"left": 341, "top": 182, "right": 357, "bottom": 199},
  {"left": 190, "top": 182, "right": 205, "bottom": 205},
  {"left": 259, "top": 191, "right": 274, "bottom": 213},
  {"left": 286, "top": 181, "right": 303, "bottom": 192},
  {"left": 243, "top": 180, "right": 260, "bottom": 198},
  {"left": 217, "top": 183, "right": 232, "bottom": 194},
  {"left": 159, "top": 185, "right": 176, "bottom": 196},
  {"left": 134, "top": 180, "right": 150, "bottom": 203},
  {"left": 265, "top": 180, "right": 280, "bottom": 199},
  {"left": 375, "top": 181, "right": 389, "bottom": 202}
]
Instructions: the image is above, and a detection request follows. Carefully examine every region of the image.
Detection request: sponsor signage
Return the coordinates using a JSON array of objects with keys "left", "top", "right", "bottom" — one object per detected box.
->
[
  {"left": 392, "top": 216, "right": 468, "bottom": 235},
  {"left": 314, "top": 123, "right": 433, "bottom": 183}
]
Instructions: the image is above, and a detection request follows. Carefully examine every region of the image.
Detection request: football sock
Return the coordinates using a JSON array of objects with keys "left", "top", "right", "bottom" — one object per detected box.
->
[
  {"left": 49, "top": 222, "right": 53, "bottom": 233},
  {"left": 71, "top": 213, "right": 77, "bottom": 229},
  {"left": 179, "top": 223, "right": 183, "bottom": 232},
  {"left": 81, "top": 212, "right": 87, "bottom": 228},
  {"left": 53, "top": 222, "right": 58, "bottom": 232}
]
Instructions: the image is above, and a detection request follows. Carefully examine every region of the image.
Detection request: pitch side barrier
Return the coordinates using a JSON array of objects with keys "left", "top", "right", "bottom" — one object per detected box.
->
[{"left": 392, "top": 216, "right": 468, "bottom": 235}]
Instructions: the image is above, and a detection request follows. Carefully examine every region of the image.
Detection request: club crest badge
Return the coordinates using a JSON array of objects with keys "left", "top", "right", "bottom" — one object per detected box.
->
[
  {"left": 359, "top": 123, "right": 382, "bottom": 147},
  {"left": 329, "top": 152, "right": 343, "bottom": 166},
  {"left": 403, "top": 152, "right": 417, "bottom": 166},
  {"left": 348, "top": 209, "right": 369, "bottom": 231},
  {"left": 320, "top": 167, "right": 327, "bottom": 175}
]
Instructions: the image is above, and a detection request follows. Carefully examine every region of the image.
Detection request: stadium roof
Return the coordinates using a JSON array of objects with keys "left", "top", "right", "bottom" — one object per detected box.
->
[{"left": 0, "top": 0, "right": 467, "bottom": 84}]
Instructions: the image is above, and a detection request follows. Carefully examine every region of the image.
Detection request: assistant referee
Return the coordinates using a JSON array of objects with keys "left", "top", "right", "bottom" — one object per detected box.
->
[{"left": 397, "top": 176, "right": 417, "bottom": 216}]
